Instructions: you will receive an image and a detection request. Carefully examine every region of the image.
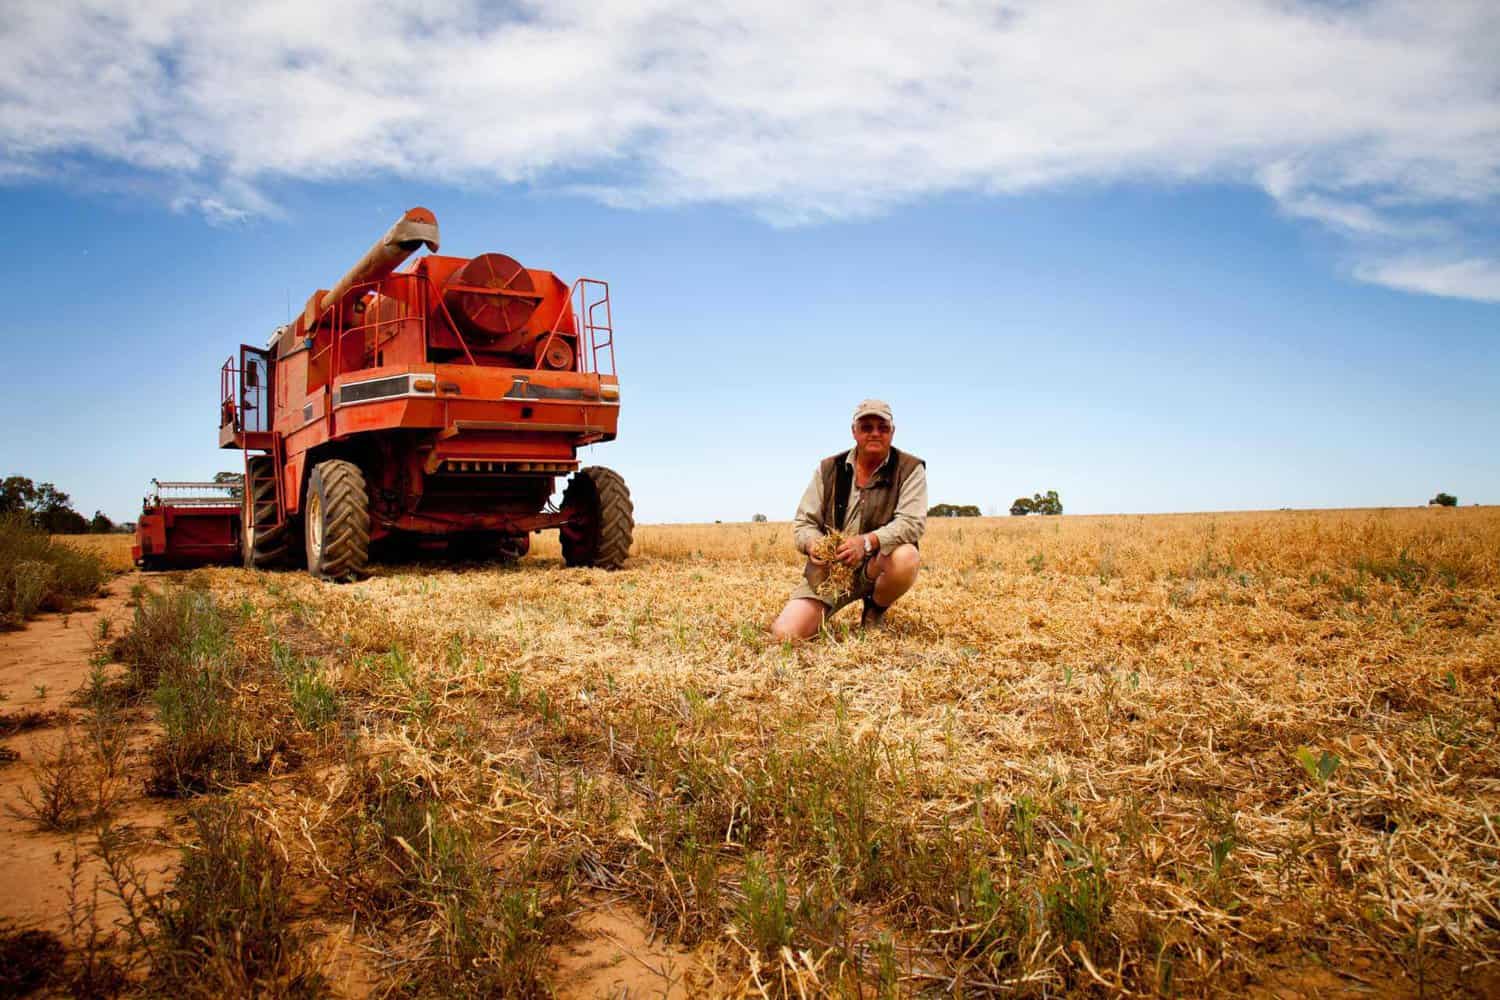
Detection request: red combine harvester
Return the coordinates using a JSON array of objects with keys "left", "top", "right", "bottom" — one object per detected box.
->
[
  {"left": 132, "top": 480, "right": 242, "bottom": 570},
  {"left": 219, "top": 207, "right": 633, "bottom": 580}
]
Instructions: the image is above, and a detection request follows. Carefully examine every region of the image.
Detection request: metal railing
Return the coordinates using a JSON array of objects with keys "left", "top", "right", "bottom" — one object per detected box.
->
[{"left": 145, "top": 480, "right": 240, "bottom": 508}]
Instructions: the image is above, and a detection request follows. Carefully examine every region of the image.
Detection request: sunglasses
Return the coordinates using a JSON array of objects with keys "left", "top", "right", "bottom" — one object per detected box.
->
[{"left": 855, "top": 421, "right": 892, "bottom": 434}]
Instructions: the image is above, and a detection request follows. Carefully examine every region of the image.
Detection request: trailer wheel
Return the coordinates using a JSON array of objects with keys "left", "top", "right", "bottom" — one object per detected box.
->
[
  {"left": 304, "top": 460, "right": 370, "bottom": 581},
  {"left": 560, "top": 466, "right": 633, "bottom": 569},
  {"left": 243, "top": 455, "right": 288, "bottom": 568}
]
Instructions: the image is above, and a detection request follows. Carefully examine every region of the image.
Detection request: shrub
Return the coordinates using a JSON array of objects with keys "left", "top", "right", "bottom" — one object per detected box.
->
[
  {"left": 0, "top": 514, "right": 106, "bottom": 627},
  {"left": 100, "top": 799, "right": 327, "bottom": 996},
  {"left": 112, "top": 584, "right": 232, "bottom": 697},
  {"left": 929, "top": 503, "right": 981, "bottom": 517}
]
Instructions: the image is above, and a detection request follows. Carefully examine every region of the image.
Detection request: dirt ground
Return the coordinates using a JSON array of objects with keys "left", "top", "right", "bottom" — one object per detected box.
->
[{"left": 0, "top": 573, "right": 181, "bottom": 941}]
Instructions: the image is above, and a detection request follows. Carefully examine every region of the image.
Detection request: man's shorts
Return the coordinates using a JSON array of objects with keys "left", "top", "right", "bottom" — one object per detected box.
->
[{"left": 789, "top": 556, "right": 876, "bottom": 613}]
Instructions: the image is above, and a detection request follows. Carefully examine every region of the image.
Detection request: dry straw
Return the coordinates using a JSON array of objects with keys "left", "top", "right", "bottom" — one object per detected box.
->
[
  {"left": 158, "top": 506, "right": 1498, "bottom": 994},
  {"left": 806, "top": 530, "right": 855, "bottom": 604}
]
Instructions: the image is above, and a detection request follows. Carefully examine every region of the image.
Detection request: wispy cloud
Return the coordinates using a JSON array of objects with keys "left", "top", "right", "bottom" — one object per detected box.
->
[
  {"left": 1355, "top": 257, "right": 1500, "bottom": 304},
  {"left": 2, "top": 1, "right": 1497, "bottom": 299}
]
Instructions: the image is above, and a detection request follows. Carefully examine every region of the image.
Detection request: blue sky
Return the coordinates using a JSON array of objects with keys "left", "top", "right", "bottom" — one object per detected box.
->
[{"left": 1, "top": 1, "right": 1496, "bottom": 523}]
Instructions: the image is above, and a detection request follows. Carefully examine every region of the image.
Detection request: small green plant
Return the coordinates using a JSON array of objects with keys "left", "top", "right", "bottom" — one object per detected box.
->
[
  {"left": 1027, "top": 550, "right": 1045, "bottom": 573},
  {"left": 1044, "top": 838, "right": 1111, "bottom": 948},
  {"left": 288, "top": 670, "right": 340, "bottom": 731},
  {"left": 1009, "top": 795, "right": 1041, "bottom": 857},
  {"left": 1209, "top": 834, "right": 1234, "bottom": 878},
  {"left": 737, "top": 855, "right": 794, "bottom": 955},
  {"left": 273, "top": 641, "right": 341, "bottom": 731},
  {"left": 151, "top": 662, "right": 245, "bottom": 795},
  {"left": 1295, "top": 746, "right": 1340, "bottom": 787}
]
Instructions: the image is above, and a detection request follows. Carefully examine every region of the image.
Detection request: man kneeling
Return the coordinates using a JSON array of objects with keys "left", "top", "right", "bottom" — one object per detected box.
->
[{"left": 770, "top": 399, "right": 927, "bottom": 640}]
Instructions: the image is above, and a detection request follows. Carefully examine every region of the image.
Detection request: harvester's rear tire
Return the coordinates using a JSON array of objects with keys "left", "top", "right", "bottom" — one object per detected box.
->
[
  {"left": 304, "top": 460, "right": 370, "bottom": 581},
  {"left": 560, "top": 466, "right": 633, "bottom": 569},
  {"left": 243, "top": 455, "right": 288, "bottom": 569}
]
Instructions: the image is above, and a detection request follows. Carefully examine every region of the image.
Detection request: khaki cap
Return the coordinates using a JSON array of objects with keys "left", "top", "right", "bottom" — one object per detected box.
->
[{"left": 852, "top": 399, "right": 894, "bottom": 424}]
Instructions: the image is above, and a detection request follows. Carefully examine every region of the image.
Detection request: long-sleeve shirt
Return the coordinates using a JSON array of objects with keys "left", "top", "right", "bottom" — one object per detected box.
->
[{"left": 793, "top": 448, "right": 928, "bottom": 556}]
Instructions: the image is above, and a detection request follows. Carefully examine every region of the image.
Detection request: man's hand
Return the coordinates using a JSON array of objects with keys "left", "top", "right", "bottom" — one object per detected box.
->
[
  {"left": 835, "top": 533, "right": 874, "bottom": 566},
  {"left": 806, "top": 535, "right": 829, "bottom": 565}
]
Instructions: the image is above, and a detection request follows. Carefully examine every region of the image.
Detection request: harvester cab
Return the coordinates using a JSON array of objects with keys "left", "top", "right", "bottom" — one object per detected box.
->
[{"left": 218, "top": 207, "right": 633, "bottom": 580}]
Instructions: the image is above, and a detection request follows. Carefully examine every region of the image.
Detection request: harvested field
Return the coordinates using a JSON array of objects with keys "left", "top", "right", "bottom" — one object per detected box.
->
[{"left": 4, "top": 507, "right": 1498, "bottom": 996}]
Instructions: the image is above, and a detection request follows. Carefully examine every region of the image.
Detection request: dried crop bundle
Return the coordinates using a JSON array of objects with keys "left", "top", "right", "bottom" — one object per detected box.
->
[{"left": 808, "top": 531, "right": 855, "bottom": 603}]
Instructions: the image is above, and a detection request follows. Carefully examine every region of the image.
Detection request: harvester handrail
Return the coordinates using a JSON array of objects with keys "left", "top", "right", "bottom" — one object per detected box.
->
[
  {"left": 535, "top": 277, "right": 613, "bottom": 376},
  {"left": 419, "top": 272, "right": 479, "bottom": 366},
  {"left": 307, "top": 271, "right": 482, "bottom": 381}
]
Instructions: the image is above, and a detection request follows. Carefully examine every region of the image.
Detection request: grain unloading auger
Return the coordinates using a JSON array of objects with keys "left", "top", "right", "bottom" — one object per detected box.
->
[{"left": 219, "top": 207, "right": 633, "bottom": 580}]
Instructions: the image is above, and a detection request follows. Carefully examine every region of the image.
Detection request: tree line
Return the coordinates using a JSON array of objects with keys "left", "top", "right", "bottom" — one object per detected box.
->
[{"left": 1, "top": 475, "right": 115, "bottom": 534}]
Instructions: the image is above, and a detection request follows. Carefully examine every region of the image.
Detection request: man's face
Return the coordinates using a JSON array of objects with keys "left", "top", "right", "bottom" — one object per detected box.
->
[{"left": 852, "top": 415, "right": 894, "bottom": 459}]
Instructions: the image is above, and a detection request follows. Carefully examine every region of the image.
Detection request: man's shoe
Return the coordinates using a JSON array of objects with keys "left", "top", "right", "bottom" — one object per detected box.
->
[{"left": 861, "top": 598, "right": 888, "bottom": 631}]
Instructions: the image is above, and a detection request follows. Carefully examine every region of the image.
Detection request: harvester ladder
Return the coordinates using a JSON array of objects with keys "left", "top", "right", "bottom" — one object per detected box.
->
[{"left": 242, "top": 433, "right": 287, "bottom": 530}]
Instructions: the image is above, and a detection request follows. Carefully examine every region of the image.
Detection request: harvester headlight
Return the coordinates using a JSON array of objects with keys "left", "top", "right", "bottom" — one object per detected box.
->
[
  {"left": 412, "top": 378, "right": 436, "bottom": 392},
  {"left": 600, "top": 384, "right": 620, "bottom": 401}
]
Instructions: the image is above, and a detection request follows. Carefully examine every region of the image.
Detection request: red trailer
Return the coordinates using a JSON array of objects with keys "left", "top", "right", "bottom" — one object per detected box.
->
[{"left": 132, "top": 480, "right": 242, "bottom": 570}]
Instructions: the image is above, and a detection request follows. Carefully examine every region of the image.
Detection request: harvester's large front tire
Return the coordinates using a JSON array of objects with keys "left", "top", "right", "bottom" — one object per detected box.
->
[
  {"left": 243, "top": 455, "right": 288, "bottom": 569},
  {"left": 560, "top": 466, "right": 633, "bottom": 569},
  {"left": 304, "top": 460, "right": 370, "bottom": 581}
]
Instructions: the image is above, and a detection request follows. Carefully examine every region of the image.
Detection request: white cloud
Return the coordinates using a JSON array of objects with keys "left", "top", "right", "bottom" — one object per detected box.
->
[
  {"left": 1355, "top": 257, "right": 1500, "bottom": 304},
  {"left": 1, "top": 0, "right": 1497, "bottom": 297}
]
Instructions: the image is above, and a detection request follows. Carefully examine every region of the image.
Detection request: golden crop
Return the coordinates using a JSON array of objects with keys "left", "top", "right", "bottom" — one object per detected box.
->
[{"left": 54, "top": 532, "right": 135, "bottom": 573}]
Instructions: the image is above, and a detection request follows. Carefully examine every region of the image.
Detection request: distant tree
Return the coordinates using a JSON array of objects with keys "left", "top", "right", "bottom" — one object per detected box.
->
[
  {"left": 2, "top": 476, "right": 89, "bottom": 532},
  {"left": 1, "top": 475, "right": 37, "bottom": 515},
  {"left": 214, "top": 470, "right": 245, "bottom": 501},
  {"left": 1032, "top": 490, "right": 1063, "bottom": 516},
  {"left": 752, "top": 513, "right": 768, "bottom": 523},
  {"left": 1429, "top": 492, "right": 1458, "bottom": 507},
  {"left": 89, "top": 510, "right": 115, "bottom": 533},
  {"left": 928, "top": 503, "right": 981, "bottom": 517},
  {"left": 1011, "top": 491, "right": 1062, "bottom": 516},
  {"left": 40, "top": 505, "right": 89, "bottom": 534}
]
